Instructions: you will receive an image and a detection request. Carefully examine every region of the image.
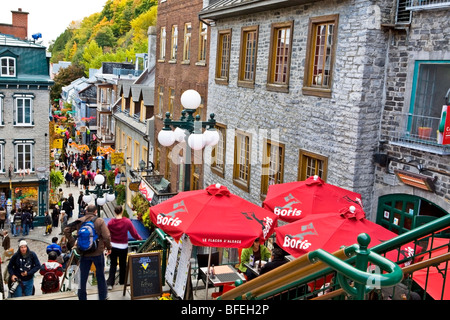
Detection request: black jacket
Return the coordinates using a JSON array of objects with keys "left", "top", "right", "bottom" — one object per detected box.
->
[{"left": 8, "top": 247, "right": 41, "bottom": 281}]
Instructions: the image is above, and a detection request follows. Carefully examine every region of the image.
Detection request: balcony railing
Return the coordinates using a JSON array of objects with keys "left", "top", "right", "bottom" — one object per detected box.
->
[
  {"left": 381, "top": 112, "right": 450, "bottom": 155},
  {"left": 406, "top": 0, "right": 450, "bottom": 10},
  {"left": 112, "top": 68, "right": 143, "bottom": 77}
]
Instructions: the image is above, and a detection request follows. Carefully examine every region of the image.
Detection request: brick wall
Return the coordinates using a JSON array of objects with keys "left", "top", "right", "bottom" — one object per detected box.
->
[
  {"left": 154, "top": 0, "right": 210, "bottom": 191},
  {"left": 0, "top": 9, "right": 28, "bottom": 39}
]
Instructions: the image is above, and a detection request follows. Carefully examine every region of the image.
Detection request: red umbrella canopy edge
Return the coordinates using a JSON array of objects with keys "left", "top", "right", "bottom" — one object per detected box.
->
[
  {"left": 263, "top": 175, "right": 364, "bottom": 222},
  {"left": 150, "top": 184, "right": 278, "bottom": 247}
]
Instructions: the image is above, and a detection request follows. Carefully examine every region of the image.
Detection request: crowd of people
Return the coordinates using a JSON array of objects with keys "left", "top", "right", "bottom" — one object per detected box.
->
[
  {"left": 1, "top": 202, "right": 142, "bottom": 300},
  {"left": 0, "top": 147, "right": 143, "bottom": 300}
]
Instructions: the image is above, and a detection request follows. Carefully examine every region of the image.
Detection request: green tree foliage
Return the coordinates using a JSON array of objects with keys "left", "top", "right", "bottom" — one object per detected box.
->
[{"left": 49, "top": 0, "right": 157, "bottom": 70}]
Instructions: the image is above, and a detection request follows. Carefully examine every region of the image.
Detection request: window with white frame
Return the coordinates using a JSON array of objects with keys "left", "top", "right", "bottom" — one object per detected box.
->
[
  {"left": 0, "top": 141, "right": 4, "bottom": 172},
  {"left": 1, "top": 57, "right": 16, "bottom": 77},
  {"left": 170, "top": 25, "right": 178, "bottom": 61},
  {"left": 183, "top": 23, "right": 192, "bottom": 62},
  {"left": 14, "top": 95, "right": 33, "bottom": 125},
  {"left": 160, "top": 27, "right": 166, "bottom": 60},
  {"left": 198, "top": 22, "right": 208, "bottom": 63},
  {"left": 15, "top": 142, "right": 33, "bottom": 171},
  {"left": 0, "top": 94, "right": 4, "bottom": 125}
]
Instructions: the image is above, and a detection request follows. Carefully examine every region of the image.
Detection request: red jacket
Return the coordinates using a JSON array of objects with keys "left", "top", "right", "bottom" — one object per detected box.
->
[
  {"left": 107, "top": 217, "right": 142, "bottom": 245},
  {"left": 40, "top": 260, "right": 63, "bottom": 277}
]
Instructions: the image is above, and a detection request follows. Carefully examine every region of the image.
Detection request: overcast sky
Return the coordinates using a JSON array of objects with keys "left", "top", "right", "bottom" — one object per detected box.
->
[{"left": 0, "top": 0, "right": 107, "bottom": 47}]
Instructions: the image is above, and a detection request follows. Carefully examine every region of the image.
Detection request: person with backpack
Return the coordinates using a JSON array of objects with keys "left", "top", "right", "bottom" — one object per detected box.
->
[
  {"left": 64, "top": 204, "right": 111, "bottom": 300},
  {"left": 7, "top": 240, "right": 41, "bottom": 297},
  {"left": 39, "top": 251, "right": 63, "bottom": 294}
]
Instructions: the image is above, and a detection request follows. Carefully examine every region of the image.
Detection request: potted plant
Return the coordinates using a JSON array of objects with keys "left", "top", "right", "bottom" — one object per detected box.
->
[
  {"left": 114, "top": 184, "right": 126, "bottom": 205},
  {"left": 418, "top": 126, "right": 432, "bottom": 139}
]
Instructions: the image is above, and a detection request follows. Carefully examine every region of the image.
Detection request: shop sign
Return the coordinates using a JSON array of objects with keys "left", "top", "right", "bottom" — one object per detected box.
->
[
  {"left": 139, "top": 180, "right": 154, "bottom": 202},
  {"left": 111, "top": 152, "right": 124, "bottom": 165},
  {"left": 438, "top": 105, "right": 450, "bottom": 145},
  {"left": 53, "top": 139, "right": 63, "bottom": 149}
]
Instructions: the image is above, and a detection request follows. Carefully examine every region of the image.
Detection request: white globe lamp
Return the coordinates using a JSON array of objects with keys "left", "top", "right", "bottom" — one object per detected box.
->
[
  {"left": 173, "top": 127, "right": 187, "bottom": 142},
  {"left": 97, "top": 197, "right": 107, "bottom": 206},
  {"left": 158, "top": 129, "right": 175, "bottom": 147},
  {"left": 188, "top": 133, "right": 205, "bottom": 150},
  {"left": 106, "top": 193, "right": 116, "bottom": 202},
  {"left": 94, "top": 174, "right": 105, "bottom": 186},
  {"left": 203, "top": 129, "right": 220, "bottom": 146},
  {"left": 181, "top": 89, "right": 201, "bottom": 110},
  {"left": 83, "top": 194, "right": 92, "bottom": 203}
]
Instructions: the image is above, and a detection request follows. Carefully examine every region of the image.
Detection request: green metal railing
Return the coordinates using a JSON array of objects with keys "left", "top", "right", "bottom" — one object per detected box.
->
[{"left": 220, "top": 214, "right": 450, "bottom": 300}]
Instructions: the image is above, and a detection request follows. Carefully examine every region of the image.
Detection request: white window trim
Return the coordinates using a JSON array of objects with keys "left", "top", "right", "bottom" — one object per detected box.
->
[
  {"left": 0, "top": 142, "right": 4, "bottom": 173},
  {"left": 13, "top": 94, "right": 34, "bottom": 126},
  {"left": 1, "top": 57, "right": 16, "bottom": 77},
  {"left": 0, "top": 93, "right": 4, "bottom": 125},
  {"left": 15, "top": 142, "right": 34, "bottom": 172}
]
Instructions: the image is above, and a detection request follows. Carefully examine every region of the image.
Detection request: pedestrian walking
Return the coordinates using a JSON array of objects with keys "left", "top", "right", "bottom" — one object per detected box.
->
[
  {"left": 1, "top": 230, "right": 13, "bottom": 262},
  {"left": 62, "top": 198, "right": 72, "bottom": 221},
  {"left": 44, "top": 211, "right": 52, "bottom": 235},
  {"left": 59, "top": 210, "right": 67, "bottom": 235},
  {"left": 77, "top": 191, "right": 87, "bottom": 217},
  {"left": 13, "top": 209, "right": 22, "bottom": 237},
  {"left": 0, "top": 206, "right": 6, "bottom": 230},
  {"left": 83, "top": 171, "right": 90, "bottom": 190},
  {"left": 65, "top": 170, "right": 73, "bottom": 188},
  {"left": 64, "top": 204, "right": 112, "bottom": 300},
  {"left": 21, "top": 209, "right": 31, "bottom": 236},
  {"left": 73, "top": 169, "right": 80, "bottom": 187},
  {"left": 7, "top": 240, "right": 41, "bottom": 298},
  {"left": 107, "top": 206, "right": 142, "bottom": 290},
  {"left": 68, "top": 193, "right": 75, "bottom": 219},
  {"left": 52, "top": 205, "right": 60, "bottom": 228}
]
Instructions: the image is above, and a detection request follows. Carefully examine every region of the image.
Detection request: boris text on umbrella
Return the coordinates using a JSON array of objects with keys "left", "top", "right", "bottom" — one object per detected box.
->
[
  {"left": 282, "top": 222, "right": 317, "bottom": 250},
  {"left": 273, "top": 193, "right": 303, "bottom": 218},
  {"left": 156, "top": 200, "right": 188, "bottom": 227}
]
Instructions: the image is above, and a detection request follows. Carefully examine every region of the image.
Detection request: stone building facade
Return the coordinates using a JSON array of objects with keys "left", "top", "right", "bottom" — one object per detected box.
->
[
  {"left": 373, "top": 5, "right": 450, "bottom": 232},
  {"left": 199, "top": 0, "right": 449, "bottom": 224},
  {"left": 0, "top": 34, "right": 53, "bottom": 223}
]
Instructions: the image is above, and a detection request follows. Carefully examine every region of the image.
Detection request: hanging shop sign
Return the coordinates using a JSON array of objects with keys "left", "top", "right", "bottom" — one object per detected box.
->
[
  {"left": 111, "top": 152, "right": 124, "bottom": 165},
  {"left": 139, "top": 180, "right": 154, "bottom": 203},
  {"left": 53, "top": 139, "right": 63, "bottom": 149}
]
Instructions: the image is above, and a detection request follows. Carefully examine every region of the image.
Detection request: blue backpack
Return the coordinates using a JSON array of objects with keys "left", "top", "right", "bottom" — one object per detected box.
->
[{"left": 77, "top": 217, "right": 99, "bottom": 253}]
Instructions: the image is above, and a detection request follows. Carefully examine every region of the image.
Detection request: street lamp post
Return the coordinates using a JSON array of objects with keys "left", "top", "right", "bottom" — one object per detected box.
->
[
  {"left": 36, "top": 167, "right": 50, "bottom": 226},
  {"left": 157, "top": 89, "right": 220, "bottom": 191},
  {"left": 82, "top": 174, "right": 115, "bottom": 217}
]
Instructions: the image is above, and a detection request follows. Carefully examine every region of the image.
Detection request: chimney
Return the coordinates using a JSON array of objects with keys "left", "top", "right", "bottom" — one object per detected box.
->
[
  {"left": 11, "top": 8, "right": 29, "bottom": 39},
  {"left": 147, "top": 26, "right": 157, "bottom": 70}
]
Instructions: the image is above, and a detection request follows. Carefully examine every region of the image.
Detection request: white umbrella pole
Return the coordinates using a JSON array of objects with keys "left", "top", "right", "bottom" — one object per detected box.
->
[{"left": 205, "top": 247, "right": 211, "bottom": 300}]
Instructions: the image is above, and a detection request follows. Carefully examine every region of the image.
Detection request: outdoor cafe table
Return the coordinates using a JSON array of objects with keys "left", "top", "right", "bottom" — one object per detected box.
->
[
  {"left": 200, "top": 265, "right": 246, "bottom": 288},
  {"left": 244, "top": 262, "right": 265, "bottom": 278}
]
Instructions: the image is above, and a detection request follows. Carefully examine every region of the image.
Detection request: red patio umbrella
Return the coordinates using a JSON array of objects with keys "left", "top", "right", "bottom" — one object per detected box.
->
[
  {"left": 263, "top": 175, "right": 364, "bottom": 223},
  {"left": 412, "top": 238, "right": 450, "bottom": 300},
  {"left": 275, "top": 206, "right": 416, "bottom": 260},
  {"left": 149, "top": 184, "right": 278, "bottom": 248}
]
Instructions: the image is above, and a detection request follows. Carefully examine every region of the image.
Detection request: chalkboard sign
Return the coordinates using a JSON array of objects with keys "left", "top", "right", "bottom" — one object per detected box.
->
[{"left": 123, "top": 252, "right": 162, "bottom": 300}]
